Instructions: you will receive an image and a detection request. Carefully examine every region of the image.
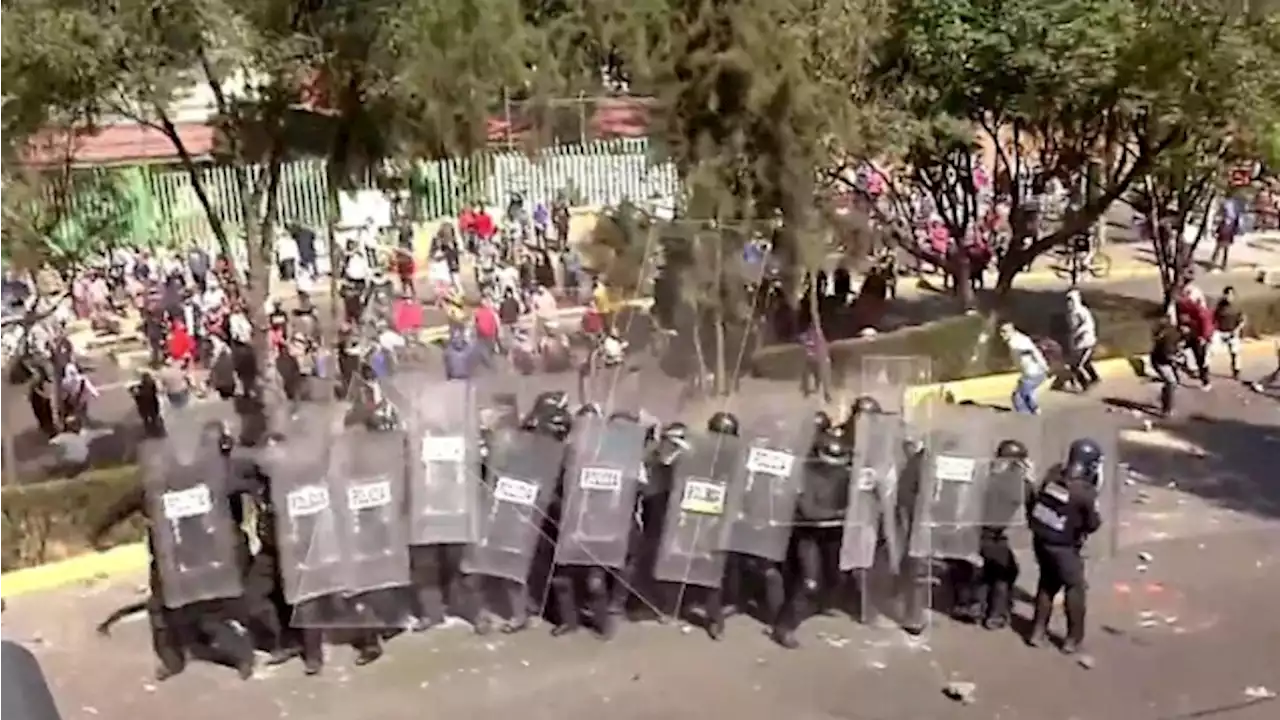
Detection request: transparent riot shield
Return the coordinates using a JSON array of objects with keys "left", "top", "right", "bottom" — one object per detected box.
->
[
  {"left": 1037, "top": 406, "right": 1123, "bottom": 559},
  {"left": 909, "top": 406, "right": 997, "bottom": 565},
  {"left": 724, "top": 413, "right": 811, "bottom": 563},
  {"left": 140, "top": 420, "right": 244, "bottom": 610},
  {"left": 652, "top": 433, "right": 742, "bottom": 589},
  {"left": 264, "top": 406, "right": 346, "bottom": 607},
  {"left": 461, "top": 428, "right": 564, "bottom": 584},
  {"left": 293, "top": 426, "right": 413, "bottom": 629},
  {"left": 858, "top": 355, "right": 933, "bottom": 421},
  {"left": 330, "top": 428, "right": 411, "bottom": 594},
  {"left": 840, "top": 412, "right": 905, "bottom": 572},
  {"left": 391, "top": 373, "right": 482, "bottom": 546},
  {"left": 556, "top": 417, "right": 647, "bottom": 569},
  {"left": 980, "top": 410, "right": 1046, "bottom": 530}
]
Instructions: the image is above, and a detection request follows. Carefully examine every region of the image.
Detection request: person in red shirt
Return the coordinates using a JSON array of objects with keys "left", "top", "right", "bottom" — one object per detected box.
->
[
  {"left": 473, "top": 297, "right": 501, "bottom": 355},
  {"left": 166, "top": 318, "right": 197, "bottom": 367},
  {"left": 1174, "top": 285, "right": 1214, "bottom": 388},
  {"left": 394, "top": 247, "right": 416, "bottom": 297},
  {"left": 472, "top": 205, "right": 496, "bottom": 241}
]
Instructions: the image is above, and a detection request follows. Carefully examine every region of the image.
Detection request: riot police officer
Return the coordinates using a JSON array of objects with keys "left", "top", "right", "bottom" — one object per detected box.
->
[
  {"left": 91, "top": 422, "right": 256, "bottom": 681},
  {"left": 1026, "top": 438, "right": 1103, "bottom": 653},
  {"left": 550, "top": 409, "right": 639, "bottom": 640},
  {"left": 976, "top": 439, "right": 1034, "bottom": 630},
  {"left": 635, "top": 422, "right": 687, "bottom": 621},
  {"left": 772, "top": 431, "right": 850, "bottom": 649},
  {"left": 842, "top": 395, "right": 883, "bottom": 439}
]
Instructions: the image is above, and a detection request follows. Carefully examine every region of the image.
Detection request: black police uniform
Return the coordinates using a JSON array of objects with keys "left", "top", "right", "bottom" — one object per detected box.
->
[
  {"left": 974, "top": 440, "right": 1034, "bottom": 629},
  {"left": 1026, "top": 444, "right": 1102, "bottom": 652},
  {"left": 772, "top": 432, "right": 850, "bottom": 649}
]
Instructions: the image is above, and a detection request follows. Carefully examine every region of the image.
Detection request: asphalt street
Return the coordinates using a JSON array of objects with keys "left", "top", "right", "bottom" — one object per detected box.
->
[{"left": 2, "top": 360, "right": 1277, "bottom": 720}]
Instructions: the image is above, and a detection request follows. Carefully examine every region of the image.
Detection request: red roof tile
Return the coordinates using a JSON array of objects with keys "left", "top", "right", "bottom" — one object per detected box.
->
[{"left": 22, "top": 122, "right": 216, "bottom": 167}]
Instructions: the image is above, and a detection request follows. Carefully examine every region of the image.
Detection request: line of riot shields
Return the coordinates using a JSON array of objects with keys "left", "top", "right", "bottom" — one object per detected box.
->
[{"left": 136, "top": 356, "right": 1124, "bottom": 672}]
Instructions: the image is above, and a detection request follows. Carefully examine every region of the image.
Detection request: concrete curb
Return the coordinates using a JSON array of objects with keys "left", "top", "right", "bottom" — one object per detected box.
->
[
  {"left": 6, "top": 336, "right": 1274, "bottom": 600},
  {"left": 905, "top": 335, "right": 1278, "bottom": 407},
  {"left": 1, "top": 544, "right": 150, "bottom": 599}
]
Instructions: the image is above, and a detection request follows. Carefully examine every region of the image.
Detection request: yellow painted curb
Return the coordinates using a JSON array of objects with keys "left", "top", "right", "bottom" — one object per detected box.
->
[
  {"left": 1, "top": 543, "right": 149, "bottom": 599},
  {"left": 906, "top": 335, "right": 1278, "bottom": 407}
]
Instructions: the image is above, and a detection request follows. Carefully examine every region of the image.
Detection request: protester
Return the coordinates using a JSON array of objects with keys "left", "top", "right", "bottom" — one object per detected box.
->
[
  {"left": 1212, "top": 286, "right": 1245, "bottom": 380},
  {"left": 1064, "top": 289, "right": 1100, "bottom": 391},
  {"left": 1000, "top": 321, "right": 1050, "bottom": 414}
]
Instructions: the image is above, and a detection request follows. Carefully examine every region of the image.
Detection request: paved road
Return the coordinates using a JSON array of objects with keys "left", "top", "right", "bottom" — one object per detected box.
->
[{"left": 2, "top": 363, "right": 1277, "bottom": 719}]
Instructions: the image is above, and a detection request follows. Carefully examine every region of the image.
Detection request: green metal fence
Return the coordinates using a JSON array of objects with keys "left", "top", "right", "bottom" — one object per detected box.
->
[{"left": 72, "top": 138, "right": 677, "bottom": 250}]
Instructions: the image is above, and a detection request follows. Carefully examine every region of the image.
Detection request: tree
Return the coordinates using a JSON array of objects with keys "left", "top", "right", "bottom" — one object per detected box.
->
[
  {"left": 1124, "top": 3, "right": 1280, "bottom": 305},
  {"left": 842, "top": 0, "right": 1226, "bottom": 306},
  {"left": 540, "top": 0, "right": 885, "bottom": 395}
]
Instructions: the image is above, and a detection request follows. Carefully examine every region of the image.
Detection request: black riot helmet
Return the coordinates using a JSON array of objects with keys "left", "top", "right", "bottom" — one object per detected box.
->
[
  {"left": 539, "top": 407, "right": 574, "bottom": 441},
  {"left": 813, "top": 432, "right": 851, "bottom": 465},
  {"left": 813, "top": 411, "right": 833, "bottom": 435},
  {"left": 851, "top": 395, "right": 883, "bottom": 417},
  {"left": 1066, "top": 438, "right": 1103, "bottom": 484},
  {"left": 990, "top": 438, "right": 1031, "bottom": 477},
  {"left": 534, "top": 391, "right": 570, "bottom": 416},
  {"left": 706, "top": 411, "right": 740, "bottom": 437},
  {"left": 996, "top": 439, "right": 1029, "bottom": 460}
]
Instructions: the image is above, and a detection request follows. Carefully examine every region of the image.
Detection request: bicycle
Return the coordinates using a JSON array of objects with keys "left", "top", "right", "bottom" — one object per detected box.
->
[{"left": 1053, "top": 246, "right": 1112, "bottom": 283}]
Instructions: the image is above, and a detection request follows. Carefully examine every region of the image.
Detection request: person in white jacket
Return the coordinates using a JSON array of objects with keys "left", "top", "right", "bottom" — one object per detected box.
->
[{"left": 1065, "top": 289, "right": 1099, "bottom": 391}]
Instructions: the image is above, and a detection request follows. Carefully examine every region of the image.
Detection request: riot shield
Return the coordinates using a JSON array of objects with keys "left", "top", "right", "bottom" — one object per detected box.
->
[
  {"left": 1037, "top": 406, "right": 1123, "bottom": 559},
  {"left": 840, "top": 412, "right": 905, "bottom": 572},
  {"left": 652, "top": 433, "right": 742, "bottom": 589},
  {"left": 289, "top": 426, "right": 413, "bottom": 630},
  {"left": 908, "top": 406, "right": 997, "bottom": 564},
  {"left": 980, "top": 410, "right": 1046, "bottom": 530},
  {"left": 556, "top": 417, "right": 646, "bottom": 568},
  {"left": 858, "top": 355, "right": 933, "bottom": 421},
  {"left": 140, "top": 416, "right": 243, "bottom": 610},
  {"left": 264, "top": 406, "right": 346, "bottom": 607},
  {"left": 461, "top": 428, "right": 564, "bottom": 584},
  {"left": 724, "top": 414, "right": 811, "bottom": 563},
  {"left": 391, "top": 373, "right": 482, "bottom": 546},
  {"left": 328, "top": 428, "right": 412, "bottom": 596}
]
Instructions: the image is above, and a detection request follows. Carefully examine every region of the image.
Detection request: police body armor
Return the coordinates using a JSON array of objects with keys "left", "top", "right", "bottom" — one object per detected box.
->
[
  {"left": 1028, "top": 467, "right": 1092, "bottom": 548},
  {"left": 140, "top": 416, "right": 244, "bottom": 610},
  {"left": 651, "top": 433, "right": 743, "bottom": 589},
  {"left": 555, "top": 417, "right": 646, "bottom": 569},
  {"left": 461, "top": 427, "right": 565, "bottom": 584}
]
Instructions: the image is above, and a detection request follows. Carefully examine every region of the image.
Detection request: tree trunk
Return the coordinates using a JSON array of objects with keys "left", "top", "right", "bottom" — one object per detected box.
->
[
  {"left": 712, "top": 241, "right": 727, "bottom": 397},
  {"left": 952, "top": 251, "right": 976, "bottom": 309},
  {"left": 807, "top": 277, "right": 832, "bottom": 397}
]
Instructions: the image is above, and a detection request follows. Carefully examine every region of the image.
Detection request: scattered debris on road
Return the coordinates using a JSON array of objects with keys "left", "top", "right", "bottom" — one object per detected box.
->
[{"left": 943, "top": 680, "right": 977, "bottom": 704}]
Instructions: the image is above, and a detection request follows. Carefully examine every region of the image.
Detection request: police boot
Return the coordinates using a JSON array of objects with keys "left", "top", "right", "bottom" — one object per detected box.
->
[
  {"left": 585, "top": 569, "right": 615, "bottom": 641},
  {"left": 300, "top": 628, "right": 324, "bottom": 675},
  {"left": 1026, "top": 590, "right": 1054, "bottom": 648},
  {"left": 150, "top": 605, "right": 187, "bottom": 681},
  {"left": 607, "top": 567, "right": 632, "bottom": 619},
  {"left": 550, "top": 574, "right": 581, "bottom": 637},
  {"left": 770, "top": 624, "right": 801, "bottom": 650},
  {"left": 1061, "top": 583, "right": 1087, "bottom": 655},
  {"left": 704, "top": 589, "right": 726, "bottom": 641},
  {"left": 983, "top": 579, "right": 1012, "bottom": 631},
  {"left": 762, "top": 565, "right": 786, "bottom": 624},
  {"left": 898, "top": 562, "right": 927, "bottom": 636},
  {"left": 353, "top": 635, "right": 383, "bottom": 666},
  {"left": 502, "top": 581, "right": 532, "bottom": 634}
]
